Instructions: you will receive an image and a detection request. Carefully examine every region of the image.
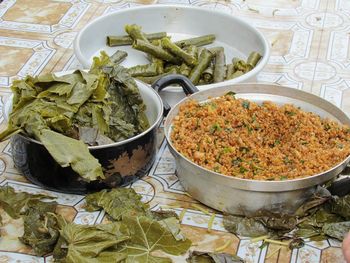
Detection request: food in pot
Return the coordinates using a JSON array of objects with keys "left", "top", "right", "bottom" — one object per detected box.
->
[
  {"left": 0, "top": 51, "right": 149, "bottom": 181},
  {"left": 106, "top": 24, "right": 262, "bottom": 84},
  {"left": 171, "top": 93, "right": 350, "bottom": 180}
]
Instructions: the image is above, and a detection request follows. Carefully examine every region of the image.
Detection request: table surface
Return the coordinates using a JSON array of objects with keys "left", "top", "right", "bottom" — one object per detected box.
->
[{"left": 0, "top": 0, "right": 349, "bottom": 262}]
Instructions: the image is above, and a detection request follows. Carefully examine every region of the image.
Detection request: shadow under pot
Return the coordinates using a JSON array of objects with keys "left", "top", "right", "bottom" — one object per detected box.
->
[{"left": 10, "top": 81, "right": 164, "bottom": 194}]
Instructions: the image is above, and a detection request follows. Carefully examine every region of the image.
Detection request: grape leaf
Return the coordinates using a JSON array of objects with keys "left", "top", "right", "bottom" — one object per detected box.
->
[
  {"left": 85, "top": 188, "right": 151, "bottom": 220},
  {"left": 119, "top": 216, "right": 192, "bottom": 262}
]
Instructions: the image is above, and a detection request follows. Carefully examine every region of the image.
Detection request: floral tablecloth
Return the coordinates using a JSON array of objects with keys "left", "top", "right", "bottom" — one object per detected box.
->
[{"left": 0, "top": 0, "right": 349, "bottom": 262}]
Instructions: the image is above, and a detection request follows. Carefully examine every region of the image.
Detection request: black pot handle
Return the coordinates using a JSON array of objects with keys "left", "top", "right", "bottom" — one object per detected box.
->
[{"left": 151, "top": 74, "right": 199, "bottom": 116}]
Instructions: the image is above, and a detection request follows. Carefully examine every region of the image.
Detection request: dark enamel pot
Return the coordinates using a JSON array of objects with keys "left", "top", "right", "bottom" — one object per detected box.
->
[{"left": 10, "top": 80, "right": 164, "bottom": 194}]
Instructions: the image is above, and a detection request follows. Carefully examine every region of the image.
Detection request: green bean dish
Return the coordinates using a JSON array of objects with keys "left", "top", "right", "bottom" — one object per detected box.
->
[{"left": 106, "top": 24, "right": 262, "bottom": 85}]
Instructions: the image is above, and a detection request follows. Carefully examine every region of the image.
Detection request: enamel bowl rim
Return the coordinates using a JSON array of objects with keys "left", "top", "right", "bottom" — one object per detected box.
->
[{"left": 73, "top": 4, "right": 270, "bottom": 91}]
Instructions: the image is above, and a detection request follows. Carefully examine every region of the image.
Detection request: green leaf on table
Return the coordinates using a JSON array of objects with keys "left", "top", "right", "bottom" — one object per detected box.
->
[
  {"left": 327, "top": 195, "right": 350, "bottom": 220},
  {"left": 55, "top": 222, "right": 129, "bottom": 263},
  {"left": 186, "top": 251, "right": 244, "bottom": 263},
  {"left": 0, "top": 186, "right": 53, "bottom": 219},
  {"left": 223, "top": 214, "right": 269, "bottom": 237},
  {"left": 84, "top": 188, "right": 151, "bottom": 220},
  {"left": 322, "top": 221, "right": 350, "bottom": 240},
  {"left": 119, "top": 215, "right": 192, "bottom": 262},
  {"left": 19, "top": 200, "right": 60, "bottom": 256}
]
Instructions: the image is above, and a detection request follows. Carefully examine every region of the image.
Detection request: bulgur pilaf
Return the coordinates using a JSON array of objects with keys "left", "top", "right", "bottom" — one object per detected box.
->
[{"left": 170, "top": 93, "right": 350, "bottom": 180}]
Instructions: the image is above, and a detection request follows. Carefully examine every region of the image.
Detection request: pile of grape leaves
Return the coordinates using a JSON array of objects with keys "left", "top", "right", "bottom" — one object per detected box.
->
[
  {"left": 222, "top": 181, "right": 350, "bottom": 248},
  {"left": 0, "top": 51, "right": 149, "bottom": 182},
  {"left": 0, "top": 186, "right": 244, "bottom": 263}
]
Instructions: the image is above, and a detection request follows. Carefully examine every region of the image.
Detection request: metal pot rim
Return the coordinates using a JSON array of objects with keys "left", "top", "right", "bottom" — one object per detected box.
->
[{"left": 164, "top": 82, "right": 350, "bottom": 192}]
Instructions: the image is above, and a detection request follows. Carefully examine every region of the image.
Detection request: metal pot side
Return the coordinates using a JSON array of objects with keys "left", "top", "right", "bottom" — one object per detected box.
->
[{"left": 165, "top": 83, "right": 350, "bottom": 215}]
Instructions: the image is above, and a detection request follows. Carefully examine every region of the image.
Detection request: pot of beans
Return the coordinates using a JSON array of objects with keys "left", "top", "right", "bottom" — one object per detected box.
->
[{"left": 152, "top": 74, "right": 350, "bottom": 216}]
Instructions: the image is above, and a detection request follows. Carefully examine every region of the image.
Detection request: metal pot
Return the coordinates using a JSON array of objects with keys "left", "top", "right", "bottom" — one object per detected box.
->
[
  {"left": 10, "top": 81, "right": 163, "bottom": 194},
  {"left": 153, "top": 75, "right": 350, "bottom": 216}
]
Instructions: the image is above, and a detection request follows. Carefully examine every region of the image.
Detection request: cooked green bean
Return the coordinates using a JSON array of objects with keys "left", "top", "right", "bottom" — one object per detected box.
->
[
  {"left": 202, "top": 64, "right": 214, "bottom": 82},
  {"left": 127, "top": 63, "right": 158, "bottom": 77},
  {"left": 161, "top": 37, "right": 197, "bottom": 66},
  {"left": 107, "top": 32, "right": 167, "bottom": 46},
  {"left": 110, "top": 50, "right": 128, "bottom": 64},
  {"left": 164, "top": 65, "right": 181, "bottom": 73},
  {"left": 175, "top": 34, "right": 216, "bottom": 48},
  {"left": 189, "top": 49, "right": 214, "bottom": 85},
  {"left": 198, "top": 79, "right": 208, "bottom": 85},
  {"left": 179, "top": 63, "right": 191, "bottom": 77},
  {"left": 132, "top": 39, "right": 181, "bottom": 64},
  {"left": 136, "top": 68, "right": 177, "bottom": 84},
  {"left": 125, "top": 24, "right": 149, "bottom": 42},
  {"left": 233, "top": 58, "right": 252, "bottom": 73},
  {"left": 197, "top": 47, "right": 204, "bottom": 60},
  {"left": 247, "top": 51, "right": 262, "bottom": 67},
  {"left": 178, "top": 46, "right": 197, "bottom": 77},
  {"left": 213, "top": 49, "right": 226, "bottom": 83},
  {"left": 226, "top": 64, "right": 235, "bottom": 80},
  {"left": 209, "top": 46, "right": 224, "bottom": 54},
  {"left": 230, "top": 70, "right": 244, "bottom": 79}
]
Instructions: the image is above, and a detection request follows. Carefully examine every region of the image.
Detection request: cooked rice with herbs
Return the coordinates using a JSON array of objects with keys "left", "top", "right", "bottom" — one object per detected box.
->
[{"left": 170, "top": 93, "right": 350, "bottom": 180}]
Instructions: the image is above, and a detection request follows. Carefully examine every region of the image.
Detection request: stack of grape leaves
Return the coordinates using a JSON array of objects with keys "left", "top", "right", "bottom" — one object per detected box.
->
[{"left": 0, "top": 51, "right": 149, "bottom": 182}]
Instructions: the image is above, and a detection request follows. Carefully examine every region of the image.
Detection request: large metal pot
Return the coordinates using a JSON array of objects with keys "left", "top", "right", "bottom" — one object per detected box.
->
[
  {"left": 153, "top": 75, "right": 350, "bottom": 216},
  {"left": 10, "top": 81, "right": 163, "bottom": 194}
]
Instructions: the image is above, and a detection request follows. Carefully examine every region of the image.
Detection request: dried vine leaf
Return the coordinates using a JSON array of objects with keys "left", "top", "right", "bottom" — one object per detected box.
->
[
  {"left": 0, "top": 186, "right": 52, "bottom": 219},
  {"left": 328, "top": 195, "right": 350, "bottom": 220},
  {"left": 84, "top": 188, "right": 151, "bottom": 220},
  {"left": 223, "top": 214, "right": 269, "bottom": 237},
  {"left": 19, "top": 200, "right": 60, "bottom": 256},
  {"left": 119, "top": 215, "right": 192, "bottom": 262},
  {"left": 186, "top": 251, "right": 244, "bottom": 263},
  {"left": 322, "top": 221, "right": 350, "bottom": 240}
]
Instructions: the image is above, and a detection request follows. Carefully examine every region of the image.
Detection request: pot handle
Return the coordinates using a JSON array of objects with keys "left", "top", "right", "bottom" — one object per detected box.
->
[{"left": 151, "top": 74, "right": 199, "bottom": 116}]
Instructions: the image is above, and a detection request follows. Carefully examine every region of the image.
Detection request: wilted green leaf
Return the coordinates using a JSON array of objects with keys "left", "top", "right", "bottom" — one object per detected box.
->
[
  {"left": 119, "top": 216, "right": 192, "bottom": 262},
  {"left": 55, "top": 222, "right": 129, "bottom": 263},
  {"left": 19, "top": 200, "right": 60, "bottom": 256},
  {"left": 36, "top": 129, "right": 104, "bottom": 181},
  {"left": 0, "top": 186, "right": 52, "bottom": 219},
  {"left": 322, "top": 221, "right": 350, "bottom": 240},
  {"left": 223, "top": 214, "right": 269, "bottom": 237},
  {"left": 328, "top": 195, "right": 350, "bottom": 220},
  {"left": 186, "top": 251, "right": 244, "bottom": 263},
  {"left": 85, "top": 188, "right": 151, "bottom": 220}
]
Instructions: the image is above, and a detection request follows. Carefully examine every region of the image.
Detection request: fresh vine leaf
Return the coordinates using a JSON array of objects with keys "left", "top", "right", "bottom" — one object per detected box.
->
[
  {"left": 186, "top": 251, "right": 244, "bottom": 263},
  {"left": 322, "top": 221, "right": 350, "bottom": 240},
  {"left": 19, "top": 200, "right": 60, "bottom": 256},
  {"left": 55, "top": 222, "right": 129, "bottom": 263},
  {"left": 223, "top": 214, "right": 269, "bottom": 237},
  {"left": 84, "top": 188, "right": 151, "bottom": 220},
  {"left": 119, "top": 215, "right": 192, "bottom": 263}
]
